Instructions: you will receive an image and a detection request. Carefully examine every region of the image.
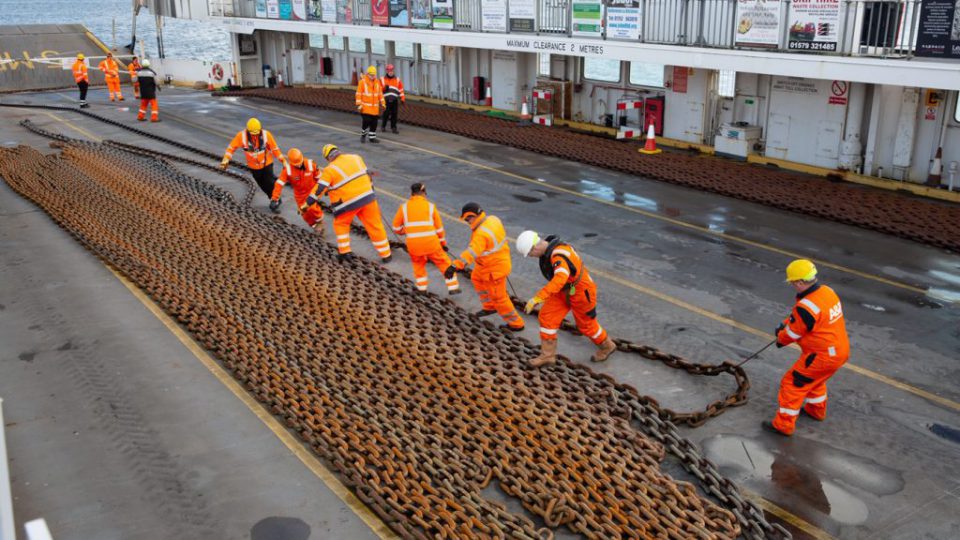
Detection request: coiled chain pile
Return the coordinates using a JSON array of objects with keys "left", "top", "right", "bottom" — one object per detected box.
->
[{"left": 0, "top": 124, "right": 790, "bottom": 538}]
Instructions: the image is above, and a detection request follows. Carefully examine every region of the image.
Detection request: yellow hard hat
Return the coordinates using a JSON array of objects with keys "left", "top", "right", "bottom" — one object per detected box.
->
[
  {"left": 322, "top": 144, "right": 338, "bottom": 160},
  {"left": 246, "top": 118, "right": 261, "bottom": 134},
  {"left": 785, "top": 259, "right": 817, "bottom": 282},
  {"left": 366, "top": 65, "right": 377, "bottom": 76},
  {"left": 77, "top": 53, "right": 85, "bottom": 60}
]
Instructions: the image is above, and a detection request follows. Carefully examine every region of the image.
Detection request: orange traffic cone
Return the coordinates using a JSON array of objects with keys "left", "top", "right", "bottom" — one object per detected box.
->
[
  {"left": 639, "top": 123, "right": 662, "bottom": 155},
  {"left": 520, "top": 96, "right": 531, "bottom": 125},
  {"left": 484, "top": 81, "right": 492, "bottom": 107},
  {"left": 207, "top": 73, "right": 215, "bottom": 91},
  {"left": 277, "top": 72, "right": 285, "bottom": 88}
]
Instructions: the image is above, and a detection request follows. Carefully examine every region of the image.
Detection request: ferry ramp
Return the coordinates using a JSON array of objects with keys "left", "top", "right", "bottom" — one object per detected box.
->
[{"left": 0, "top": 24, "right": 113, "bottom": 93}]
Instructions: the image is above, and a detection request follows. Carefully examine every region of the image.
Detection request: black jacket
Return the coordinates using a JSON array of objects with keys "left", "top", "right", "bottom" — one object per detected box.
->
[{"left": 135, "top": 68, "right": 158, "bottom": 100}]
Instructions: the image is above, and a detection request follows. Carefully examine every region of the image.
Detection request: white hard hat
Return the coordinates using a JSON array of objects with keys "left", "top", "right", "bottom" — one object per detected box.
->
[
  {"left": 516, "top": 230, "right": 540, "bottom": 257},
  {"left": 141, "top": 59, "right": 151, "bottom": 67}
]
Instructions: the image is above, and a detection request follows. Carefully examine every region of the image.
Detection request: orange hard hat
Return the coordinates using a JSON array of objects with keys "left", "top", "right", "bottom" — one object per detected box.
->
[{"left": 287, "top": 148, "right": 304, "bottom": 167}]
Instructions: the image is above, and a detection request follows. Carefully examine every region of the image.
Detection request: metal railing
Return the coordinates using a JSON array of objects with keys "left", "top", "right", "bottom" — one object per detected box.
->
[
  {"left": 210, "top": 0, "right": 942, "bottom": 60},
  {"left": 1, "top": 398, "right": 15, "bottom": 540}
]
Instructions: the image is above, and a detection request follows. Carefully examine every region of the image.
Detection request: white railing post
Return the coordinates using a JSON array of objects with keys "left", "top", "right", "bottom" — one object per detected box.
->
[{"left": 0, "top": 398, "right": 15, "bottom": 540}]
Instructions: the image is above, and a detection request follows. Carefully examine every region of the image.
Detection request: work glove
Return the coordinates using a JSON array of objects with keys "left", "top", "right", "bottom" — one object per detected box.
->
[
  {"left": 774, "top": 323, "right": 786, "bottom": 348},
  {"left": 441, "top": 244, "right": 449, "bottom": 252},
  {"left": 357, "top": 105, "right": 363, "bottom": 111},
  {"left": 220, "top": 157, "right": 230, "bottom": 170},
  {"left": 443, "top": 266, "right": 457, "bottom": 280},
  {"left": 269, "top": 199, "right": 281, "bottom": 212},
  {"left": 524, "top": 296, "right": 544, "bottom": 314}
]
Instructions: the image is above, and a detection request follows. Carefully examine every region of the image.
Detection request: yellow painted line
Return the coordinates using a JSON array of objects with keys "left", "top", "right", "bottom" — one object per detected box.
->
[
  {"left": 44, "top": 110, "right": 832, "bottom": 540},
  {"left": 749, "top": 493, "right": 835, "bottom": 540},
  {"left": 234, "top": 100, "right": 930, "bottom": 297},
  {"left": 43, "top": 111, "right": 102, "bottom": 141},
  {"left": 106, "top": 267, "right": 398, "bottom": 540}
]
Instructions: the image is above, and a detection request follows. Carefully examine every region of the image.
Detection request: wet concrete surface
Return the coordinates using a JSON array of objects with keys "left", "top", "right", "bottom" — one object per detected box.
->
[{"left": 1, "top": 88, "right": 959, "bottom": 539}]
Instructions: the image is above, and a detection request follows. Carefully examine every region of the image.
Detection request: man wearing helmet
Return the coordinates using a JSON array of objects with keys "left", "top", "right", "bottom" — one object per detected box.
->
[
  {"left": 356, "top": 65, "right": 385, "bottom": 143},
  {"left": 515, "top": 230, "right": 616, "bottom": 367},
  {"left": 220, "top": 118, "right": 286, "bottom": 204},
  {"left": 765, "top": 259, "right": 850, "bottom": 436},
  {"left": 133, "top": 59, "right": 160, "bottom": 122},
  {"left": 270, "top": 148, "right": 324, "bottom": 234},
  {"left": 380, "top": 64, "right": 405, "bottom": 134},
  {"left": 72, "top": 53, "right": 89, "bottom": 108}
]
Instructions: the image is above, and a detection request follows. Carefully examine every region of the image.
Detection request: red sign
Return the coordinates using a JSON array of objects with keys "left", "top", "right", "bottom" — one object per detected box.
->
[
  {"left": 925, "top": 106, "right": 937, "bottom": 120},
  {"left": 372, "top": 0, "right": 389, "bottom": 25},
  {"left": 672, "top": 66, "right": 688, "bottom": 94},
  {"left": 828, "top": 80, "right": 848, "bottom": 105}
]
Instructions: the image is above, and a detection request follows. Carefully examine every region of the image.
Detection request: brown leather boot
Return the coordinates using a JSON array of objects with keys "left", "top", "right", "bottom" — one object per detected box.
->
[
  {"left": 591, "top": 337, "right": 617, "bottom": 362},
  {"left": 529, "top": 339, "right": 557, "bottom": 368}
]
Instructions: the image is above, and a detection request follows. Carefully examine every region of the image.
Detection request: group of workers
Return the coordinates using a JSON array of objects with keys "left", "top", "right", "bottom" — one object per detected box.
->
[
  {"left": 72, "top": 52, "right": 160, "bottom": 121},
  {"left": 218, "top": 115, "right": 850, "bottom": 437},
  {"left": 355, "top": 64, "right": 406, "bottom": 143}
]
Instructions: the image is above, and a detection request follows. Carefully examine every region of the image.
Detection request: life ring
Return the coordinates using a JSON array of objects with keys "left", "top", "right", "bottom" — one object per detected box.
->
[{"left": 212, "top": 63, "right": 225, "bottom": 81}]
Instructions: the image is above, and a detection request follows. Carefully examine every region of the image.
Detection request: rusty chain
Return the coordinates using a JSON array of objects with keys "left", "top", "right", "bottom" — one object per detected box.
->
[{"left": 7, "top": 115, "right": 790, "bottom": 539}]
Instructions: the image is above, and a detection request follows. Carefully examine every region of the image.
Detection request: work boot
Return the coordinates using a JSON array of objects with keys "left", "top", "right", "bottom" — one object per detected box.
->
[
  {"left": 761, "top": 420, "right": 791, "bottom": 437},
  {"left": 312, "top": 222, "right": 325, "bottom": 236},
  {"left": 529, "top": 339, "right": 558, "bottom": 368},
  {"left": 80, "top": 102, "right": 89, "bottom": 109},
  {"left": 151, "top": 118, "right": 160, "bottom": 123},
  {"left": 137, "top": 117, "right": 146, "bottom": 122},
  {"left": 118, "top": 96, "right": 125, "bottom": 101},
  {"left": 590, "top": 337, "right": 617, "bottom": 362},
  {"left": 499, "top": 323, "right": 524, "bottom": 333},
  {"left": 392, "top": 127, "right": 399, "bottom": 134},
  {"left": 802, "top": 405, "right": 826, "bottom": 421},
  {"left": 448, "top": 288, "right": 462, "bottom": 296},
  {"left": 475, "top": 309, "right": 497, "bottom": 317},
  {"left": 380, "top": 255, "right": 392, "bottom": 264},
  {"left": 369, "top": 137, "right": 380, "bottom": 144},
  {"left": 361, "top": 134, "right": 367, "bottom": 144},
  {"left": 337, "top": 252, "right": 355, "bottom": 263}
]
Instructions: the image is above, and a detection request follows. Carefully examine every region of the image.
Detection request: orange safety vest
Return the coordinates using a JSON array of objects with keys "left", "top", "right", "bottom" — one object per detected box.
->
[
  {"left": 72, "top": 60, "right": 88, "bottom": 83},
  {"left": 356, "top": 76, "right": 384, "bottom": 115},
  {"left": 536, "top": 237, "right": 594, "bottom": 299},
  {"left": 311, "top": 153, "right": 376, "bottom": 216},
  {"left": 457, "top": 212, "right": 511, "bottom": 280},
  {"left": 98, "top": 58, "right": 120, "bottom": 79},
  {"left": 128, "top": 60, "right": 141, "bottom": 81},
  {"left": 224, "top": 129, "right": 283, "bottom": 170},
  {"left": 777, "top": 283, "right": 849, "bottom": 360},
  {"left": 391, "top": 195, "right": 445, "bottom": 256},
  {"left": 380, "top": 75, "right": 405, "bottom": 103},
  {"left": 272, "top": 159, "right": 319, "bottom": 202}
]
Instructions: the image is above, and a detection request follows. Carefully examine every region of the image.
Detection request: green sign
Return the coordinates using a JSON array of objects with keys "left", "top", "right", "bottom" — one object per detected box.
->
[{"left": 572, "top": 0, "right": 603, "bottom": 36}]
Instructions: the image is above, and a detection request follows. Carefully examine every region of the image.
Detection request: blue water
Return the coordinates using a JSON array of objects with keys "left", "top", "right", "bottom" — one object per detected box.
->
[{"left": 0, "top": 0, "right": 231, "bottom": 61}]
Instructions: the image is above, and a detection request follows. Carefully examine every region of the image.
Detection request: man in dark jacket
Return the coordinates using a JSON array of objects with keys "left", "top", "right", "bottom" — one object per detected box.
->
[
  {"left": 133, "top": 59, "right": 160, "bottom": 122},
  {"left": 380, "top": 64, "right": 405, "bottom": 134}
]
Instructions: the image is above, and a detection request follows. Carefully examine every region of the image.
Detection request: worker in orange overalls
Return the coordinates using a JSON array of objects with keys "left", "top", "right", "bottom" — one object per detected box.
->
[
  {"left": 356, "top": 65, "right": 385, "bottom": 144},
  {"left": 380, "top": 64, "right": 405, "bottom": 134},
  {"left": 516, "top": 231, "right": 616, "bottom": 367},
  {"left": 270, "top": 148, "right": 324, "bottom": 234},
  {"left": 220, "top": 118, "right": 286, "bottom": 201},
  {"left": 72, "top": 54, "right": 90, "bottom": 108},
  {"left": 445, "top": 202, "right": 524, "bottom": 332},
  {"left": 97, "top": 52, "right": 124, "bottom": 102},
  {"left": 128, "top": 56, "right": 142, "bottom": 99},
  {"left": 391, "top": 183, "right": 459, "bottom": 295},
  {"left": 765, "top": 259, "right": 850, "bottom": 436},
  {"left": 303, "top": 144, "right": 392, "bottom": 263}
]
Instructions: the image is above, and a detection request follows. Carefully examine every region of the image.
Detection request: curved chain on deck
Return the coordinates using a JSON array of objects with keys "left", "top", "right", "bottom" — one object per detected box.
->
[{"left": 6, "top": 118, "right": 791, "bottom": 538}]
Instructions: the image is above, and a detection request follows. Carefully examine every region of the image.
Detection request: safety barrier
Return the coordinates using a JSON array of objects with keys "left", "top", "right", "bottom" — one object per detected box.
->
[{"left": 0, "top": 399, "right": 14, "bottom": 540}]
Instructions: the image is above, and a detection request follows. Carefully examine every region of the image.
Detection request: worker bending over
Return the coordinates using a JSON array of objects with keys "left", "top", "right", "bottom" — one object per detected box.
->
[
  {"left": 766, "top": 259, "right": 849, "bottom": 436},
  {"left": 303, "top": 144, "right": 392, "bottom": 263},
  {"left": 392, "top": 183, "right": 459, "bottom": 294},
  {"left": 516, "top": 231, "right": 616, "bottom": 367},
  {"left": 270, "top": 148, "right": 324, "bottom": 234},
  {"left": 133, "top": 59, "right": 160, "bottom": 122},
  {"left": 72, "top": 54, "right": 89, "bottom": 108},
  {"left": 97, "top": 52, "right": 123, "bottom": 102},
  {"left": 221, "top": 118, "right": 286, "bottom": 202},
  {"left": 356, "top": 65, "right": 385, "bottom": 143},
  {"left": 128, "top": 56, "right": 142, "bottom": 99},
  {"left": 445, "top": 203, "right": 524, "bottom": 332},
  {"left": 380, "top": 64, "right": 405, "bottom": 134}
]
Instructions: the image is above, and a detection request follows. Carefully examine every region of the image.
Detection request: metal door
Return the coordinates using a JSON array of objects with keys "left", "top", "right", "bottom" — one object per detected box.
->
[{"left": 766, "top": 113, "right": 790, "bottom": 159}]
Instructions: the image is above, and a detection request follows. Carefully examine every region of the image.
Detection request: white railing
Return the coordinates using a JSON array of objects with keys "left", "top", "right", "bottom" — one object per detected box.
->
[{"left": 1, "top": 398, "right": 15, "bottom": 540}]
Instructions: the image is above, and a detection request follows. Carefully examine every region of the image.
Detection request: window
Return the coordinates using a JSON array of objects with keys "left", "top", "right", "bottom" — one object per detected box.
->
[
  {"left": 718, "top": 70, "right": 736, "bottom": 98},
  {"left": 421, "top": 44, "right": 442, "bottom": 62},
  {"left": 349, "top": 37, "right": 367, "bottom": 52},
  {"left": 371, "top": 39, "right": 386, "bottom": 55},
  {"left": 584, "top": 58, "right": 620, "bottom": 82},
  {"left": 395, "top": 41, "right": 415, "bottom": 58},
  {"left": 538, "top": 54, "right": 550, "bottom": 77},
  {"left": 327, "top": 36, "right": 345, "bottom": 50},
  {"left": 308, "top": 34, "right": 325, "bottom": 49},
  {"left": 629, "top": 62, "right": 664, "bottom": 87}
]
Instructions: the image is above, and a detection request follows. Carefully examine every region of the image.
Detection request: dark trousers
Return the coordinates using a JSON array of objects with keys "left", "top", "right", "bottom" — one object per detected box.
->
[
  {"left": 361, "top": 114, "right": 378, "bottom": 139},
  {"left": 381, "top": 99, "right": 399, "bottom": 130},
  {"left": 251, "top": 165, "right": 275, "bottom": 196},
  {"left": 77, "top": 81, "right": 88, "bottom": 102}
]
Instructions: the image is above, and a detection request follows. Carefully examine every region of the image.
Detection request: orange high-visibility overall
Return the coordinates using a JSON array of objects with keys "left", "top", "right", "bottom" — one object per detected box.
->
[
  {"left": 356, "top": 76, "right": 385, "bottom": 116},
  {"left": 773, "top": 283, "right": 850, "bottom": 435},
  {"left": 98, "top": 58, "right": 123, "bottom": 100},
  {"left": 224, "top": 129, "right": 283, "bottom": 170},
  {"left": 455, "top": 213, "right": 523, "bottom": 330},
  {"left": 272, "top": 159, "right": 323, "bottom": 227},
  {"left": 535, "top": 238, "right": 607, "bottom": 345},
  {"left": 72, "top": 60, "right": 88, "bottom": 84},
  {"left": 392, "top": 194, "right": 458, "bottom": 292},
  {"left": 307, "top": 153, "right": 391, "bottom": 259},
  {"left": 128, "top": 60, "right": 142, "bottom": 98}
]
